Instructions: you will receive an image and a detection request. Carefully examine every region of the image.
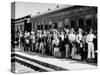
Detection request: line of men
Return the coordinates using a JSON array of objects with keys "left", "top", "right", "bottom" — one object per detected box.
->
[{"left": 17, "top": 28, "right": 97, "bottom": 61}]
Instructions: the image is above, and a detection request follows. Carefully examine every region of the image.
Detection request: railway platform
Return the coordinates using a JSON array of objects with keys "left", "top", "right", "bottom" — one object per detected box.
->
[{"left": 11, "top": 50, "right": 97, "bottom": 73}]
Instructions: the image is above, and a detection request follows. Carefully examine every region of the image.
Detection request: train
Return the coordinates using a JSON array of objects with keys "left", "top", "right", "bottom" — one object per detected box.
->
[{"left": 30, "top": 5, "right": 97, "bottom": 32}]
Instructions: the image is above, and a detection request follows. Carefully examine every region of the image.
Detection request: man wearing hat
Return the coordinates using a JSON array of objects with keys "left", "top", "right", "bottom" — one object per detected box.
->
[
  {"left": 64, "top": 29, "right": 70, "bottom": 58},
  {"left": 76, "top": 28, "right": 84, "bottom": 60},
  {"left": 59, "top": 31, "right": 65, "bottom": 53},
  {"left": 68, "top": 28, "right": 76, "bottom": 58},
  {"left": 52, "top": 33, "right": 60, "bottom": 57},
  {"left": 24, "top": 32, "right": 30, "bottom": 51},
  {"left": 39, "top": 31, "right": 44, "bottom": 54},
  {"left": 86, "top": 28, "right": 96, "bottom": 61},
  {"left": 30, "top": 31, "right": 36, "bottom": 52}
]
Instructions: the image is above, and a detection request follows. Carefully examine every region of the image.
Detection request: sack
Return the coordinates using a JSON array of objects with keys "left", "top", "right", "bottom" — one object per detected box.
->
[
  {"left": 25, "top": 39, "right": 29, "bottom": 44},
  {"left": 71, "top": 46, "right": 77, "bottom": 57}
]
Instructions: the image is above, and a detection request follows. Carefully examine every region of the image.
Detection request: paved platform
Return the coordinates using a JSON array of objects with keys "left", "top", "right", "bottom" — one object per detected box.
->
[{"left": 12, "top": 51, "right": 97, "bottom": 71}]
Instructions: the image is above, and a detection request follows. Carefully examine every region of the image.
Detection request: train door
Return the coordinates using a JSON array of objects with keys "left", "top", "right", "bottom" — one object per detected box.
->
[
  {"left": 37, "top": 25, "right": 40, "bottom": 30},
  {"left": 78, "top": 17, "right": 84, "bottom": 28},
  {"left": 44, "top": 24, "right": 48, "bottom": 30}
]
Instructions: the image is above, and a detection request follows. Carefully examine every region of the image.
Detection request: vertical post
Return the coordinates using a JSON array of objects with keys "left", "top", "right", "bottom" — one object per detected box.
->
[
  {"left": 62, "top": 17, "right": 65, "bottom": 30},
  {"left": 84, "top": 16, "right": 86, "bottom": 26},
  {"left": 31, "top": 22, "right": 33, "bottom": 31},
  {"left": 76, "top": 19, "right": 79, "bottom": 27},
  {"left": 75, "top": 13, "right": 79, "bottom": 27},
  {"left": 35, "top": 22, "right": 37, "bottom": 30}
]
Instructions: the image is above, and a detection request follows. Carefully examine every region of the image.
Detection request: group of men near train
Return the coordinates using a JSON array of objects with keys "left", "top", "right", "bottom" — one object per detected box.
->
[{"left": 16, "top": 27, "right": 97, "bottom": 61}]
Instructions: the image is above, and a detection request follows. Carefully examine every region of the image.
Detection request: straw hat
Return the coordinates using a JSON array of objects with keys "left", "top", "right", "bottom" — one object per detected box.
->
[
  {"left": 65, "top": 29, "right": 69, "bottom": 32},
  {"left": 70, "top": 28, "right": 75, "bottom": 32},
  {"left": 78, "top": 28, "right": 83, "bottom": 32},
  {"left": 31, "top": 31, "right": 34, "bottom": 34}
]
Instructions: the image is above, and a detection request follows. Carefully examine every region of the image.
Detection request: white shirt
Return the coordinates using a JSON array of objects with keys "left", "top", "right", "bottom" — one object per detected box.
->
[
  {"left": 86, "top": 33, "right": 96, "bottom": 43},
  {"left": 24, "top": 33, "right": 28, "bottom": 38},
  {"left": 68, "top": 33, "right": 76, "bottom": 42},
  {"left": 76, "top": 33, "right": 83, "bottom": 43},
  {"left": 53, "top": 33, "right": 58, "bottom": 39},
  {"left": 53, "top": 38, "right": 59, "bottom": 46},
  {"left": 31, "top": 35, "right": 35, "bottom": 43},
  {"left": 60, "top": 34, "right": 64, "bottom": 41}
]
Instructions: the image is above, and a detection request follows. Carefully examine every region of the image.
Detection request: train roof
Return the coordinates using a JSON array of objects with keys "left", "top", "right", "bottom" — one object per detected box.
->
[
  {"left": 30, "top": 5, "right": 97, "bottom": 21},
  {"left": 31, "top": 5, "right": 73, "bottom": 19}
]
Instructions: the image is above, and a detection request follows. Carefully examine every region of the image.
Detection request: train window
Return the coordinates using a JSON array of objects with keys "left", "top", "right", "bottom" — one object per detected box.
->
[
  {"left": 78, "top": 18, "right": 84, "bottom": 27},
  {"left": 71, "top": 20, "right": 75, "bottom": 28},
  {"left": 86, "top": 19, "right": 92, "bottom": 26},
  {"left": 85, "top": 14, "right": 91, "bottom": 19},
  {"left": 37, "top": 25, "right": 40, "bottom": 30},
  {"left": 54, "top": 23, "right": 58, "bottom": 29},
  {"left": 41, "top": 25, "right": 43, "bottom": 30},
  {"left": 45, "top": 25, "right": 48, "bottom": 30},
  {"left": 64, "top": 18, "right": 70, "bottom": 27},
  {"left": 85, "top": 14, "right": 92, "bottom": 26},
  {"left": 49, "top": 25, "right": 51, "bottom": 29},
  {"left": 58, "top": 21, "right": 63, "bottom": 28},
  {"left": 27, "top": 23, "right": 32, "bottom": 32}
]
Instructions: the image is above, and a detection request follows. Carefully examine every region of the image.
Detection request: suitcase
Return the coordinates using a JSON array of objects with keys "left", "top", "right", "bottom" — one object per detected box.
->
[{"left": 55, "top": 51, "right": 62, "bottom": 58}]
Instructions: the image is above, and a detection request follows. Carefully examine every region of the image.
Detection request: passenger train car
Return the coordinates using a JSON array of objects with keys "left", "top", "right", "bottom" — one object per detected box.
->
[{"left": 30, "top": 5, "right": 97, "bottom": 32}]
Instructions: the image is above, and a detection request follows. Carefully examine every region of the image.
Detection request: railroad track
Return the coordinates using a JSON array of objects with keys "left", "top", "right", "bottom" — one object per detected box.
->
[{"left": 11, "top": 53, "right": 67, "bottom": 73}]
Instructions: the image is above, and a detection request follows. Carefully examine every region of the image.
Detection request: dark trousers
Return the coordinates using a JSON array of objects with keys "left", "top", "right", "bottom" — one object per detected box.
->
[
  {"left": 47, "top": 43, "right": 52, "bottom": 55},
  {"left": 80, "top": 47, "right": 84, "bottom": 61},
  {"left": 60, "top": 41, "right": 65, "bottom": 53},
  {"left": 25, "top": 44, "right": 30, "bottom": 51},
  {"left": 76, "top": 43, "right": 81, "bottom": 54},
  {"left": 69, "top": 42, "right": 73, "bottom": 57}
]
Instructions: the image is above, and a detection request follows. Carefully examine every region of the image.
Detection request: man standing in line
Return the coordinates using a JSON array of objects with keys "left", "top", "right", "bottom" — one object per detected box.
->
[
  {"left": 68, "top": 28, "right": 76, "bottom": 58},
  {"left": 76, "top": 28, "right": 84, "bottom": 61},
  {"left": 24, "top": 32, "right": 30, "bottom": 51},
  {"left": 39, "top": 31, "right": 44, "bottom": 54},
  {"left": 64, "top": 29, "right": 70, "bottom": 58},
  {"left": 52, "top": 31, "right": 60, "bottom": 56},
  {"left": 86, "top": 28, "right": 96, "bottom": 61},
  {"left": 30, "top": 31, "right": 36, "bottom": 52},
  {"left": 60, "top": 31, "right": 65, "bottom": 53}
]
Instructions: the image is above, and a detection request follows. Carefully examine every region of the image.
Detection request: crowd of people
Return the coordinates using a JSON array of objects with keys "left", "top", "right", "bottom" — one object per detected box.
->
[{"left": 13, "top": 27, "right": 97, "bottom": 62}]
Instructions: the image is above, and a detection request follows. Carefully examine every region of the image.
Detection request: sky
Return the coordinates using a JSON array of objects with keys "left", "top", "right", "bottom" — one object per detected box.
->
[{"left": 11, "top": 2, "right": 71, "bottom": 19}]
